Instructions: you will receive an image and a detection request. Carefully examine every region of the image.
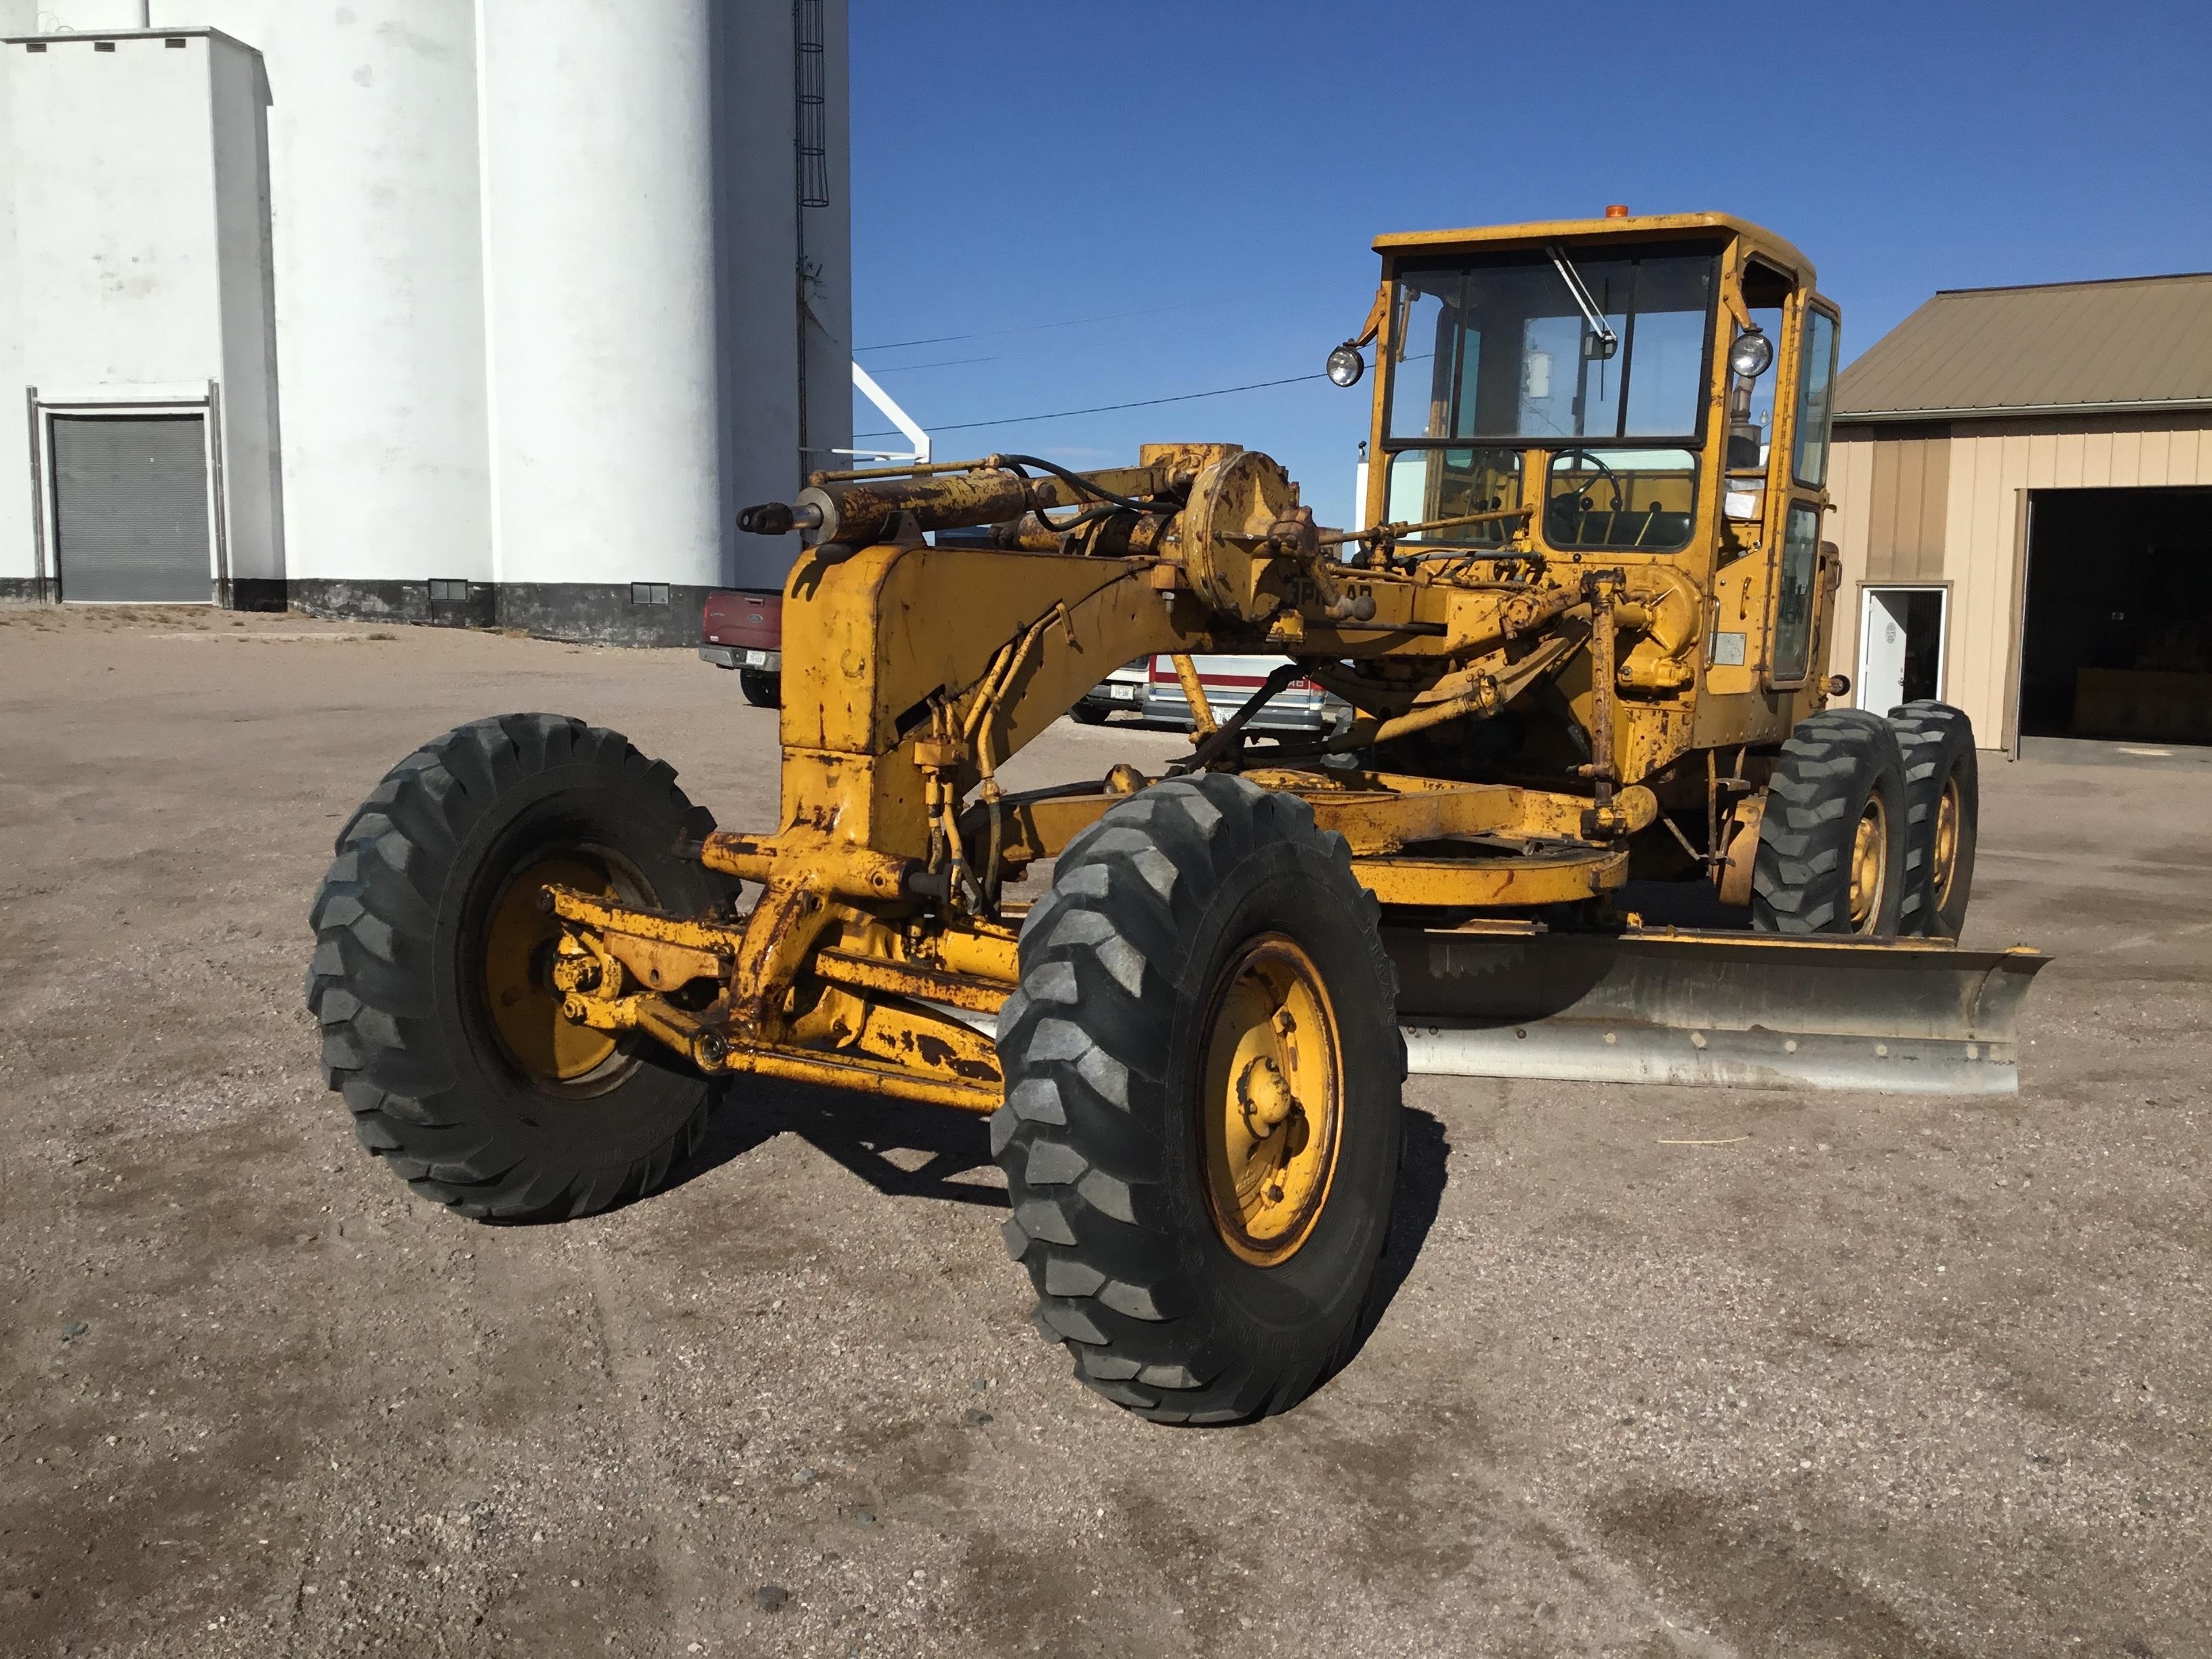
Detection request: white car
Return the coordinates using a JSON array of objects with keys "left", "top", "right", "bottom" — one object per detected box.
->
[
  {"left": 1073, "top": 655, "right": 1353, "bottom": 737},
  {"left": 1141, "top": 655, "right": 1352, "bottom": 736},
  {"left": 1071, "top": 658, "right": 1151, "bottom": 724}
]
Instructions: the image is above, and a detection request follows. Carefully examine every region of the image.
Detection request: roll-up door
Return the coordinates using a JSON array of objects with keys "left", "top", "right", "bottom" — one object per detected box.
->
[{"left": 51, "top": 413, "right": 213, "bottom": 603}]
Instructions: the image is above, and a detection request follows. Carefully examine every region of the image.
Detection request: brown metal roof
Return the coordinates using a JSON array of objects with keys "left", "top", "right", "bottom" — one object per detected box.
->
[{"left": 1835, "top": 271, "right": 2212, "bottom": 422}]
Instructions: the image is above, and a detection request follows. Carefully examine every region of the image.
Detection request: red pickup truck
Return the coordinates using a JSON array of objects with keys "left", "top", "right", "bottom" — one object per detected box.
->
[{"left": 699, "top": 589, "right": 782, "bottom": 707}]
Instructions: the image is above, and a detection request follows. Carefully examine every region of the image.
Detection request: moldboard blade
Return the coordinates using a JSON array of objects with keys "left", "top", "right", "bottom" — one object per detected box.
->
[{"left": 1385, "top": 926, "right": 2050, "bottom": 1097}]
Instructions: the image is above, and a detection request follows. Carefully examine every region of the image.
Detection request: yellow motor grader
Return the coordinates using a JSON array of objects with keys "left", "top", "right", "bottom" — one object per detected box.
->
[{"left": 308, "top": 212, "right": 2043, "bottom": 1423}]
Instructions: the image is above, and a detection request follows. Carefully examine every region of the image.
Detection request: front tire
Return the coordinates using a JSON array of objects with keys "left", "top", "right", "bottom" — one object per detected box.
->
[
  {"left": 1751, "top": 709, "right": 1909, "bottom": 936},
  {"left": 1069, "top": 699, "right": 1111, "bottom": 726},
  {"left": 991, "top": 773, "right": 1404, "bottom": 1424},
  {"left": 1889, "top": 701, "right": 1978, "bottom": 939},
  {"left": 306, "top": 713, "right": 727, "bottom": 1221}
]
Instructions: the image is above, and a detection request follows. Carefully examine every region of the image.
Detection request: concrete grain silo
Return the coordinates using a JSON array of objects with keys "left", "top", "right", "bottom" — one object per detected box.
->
[{"left": 0, "top": 0, "right": 849, "bottom": 641}]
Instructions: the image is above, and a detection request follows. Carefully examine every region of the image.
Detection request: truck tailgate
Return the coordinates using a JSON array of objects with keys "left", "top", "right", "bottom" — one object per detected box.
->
[{"left": 703, "top": 590, "right": 782, "bottom": 651}]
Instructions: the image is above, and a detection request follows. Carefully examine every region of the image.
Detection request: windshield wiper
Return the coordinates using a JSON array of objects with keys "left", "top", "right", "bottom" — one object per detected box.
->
[{"left": 1546, "top": 244, "right": 1620, "bottom": 360}]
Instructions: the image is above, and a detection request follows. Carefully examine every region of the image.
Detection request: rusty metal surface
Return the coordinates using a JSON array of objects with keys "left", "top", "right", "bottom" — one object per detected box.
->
[
  {"left": 705, "top": 1034, "right": 1000, "bottom": 1112},
  {"left": 1176, "top": 449, "right": 1307, "bottom": 621},
  {"left": 846, "top": 996, "right": 1003, "bottom": 1089},
  {"left": 813, "top": 947, "right": 1010, "bottom": 1015},
  {"left": 1355, "top": 845, "right": 1631, "bottom": 907},
  {"left": 798, "top": 463, "right": 1175, "bottom": 548}
]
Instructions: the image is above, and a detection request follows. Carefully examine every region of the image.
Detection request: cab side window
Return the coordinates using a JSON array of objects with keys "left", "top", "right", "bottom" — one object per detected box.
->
[
  {"left": 1770, "top": 504, "right": 1822, "bottom": 683},
  {"left": 1794, "top": 309, "right": 1839, "bottom": 488}
]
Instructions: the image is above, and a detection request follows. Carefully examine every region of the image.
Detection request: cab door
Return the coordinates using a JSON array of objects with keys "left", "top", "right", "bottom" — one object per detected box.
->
[{"left": 1765, "top": 302, "right": 1841, "bottom": 693}]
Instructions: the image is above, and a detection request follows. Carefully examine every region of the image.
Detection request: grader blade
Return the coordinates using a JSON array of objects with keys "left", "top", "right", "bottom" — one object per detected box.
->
[{"left": 1387, "top": 928, "right": 2049, "bottom": 1097}]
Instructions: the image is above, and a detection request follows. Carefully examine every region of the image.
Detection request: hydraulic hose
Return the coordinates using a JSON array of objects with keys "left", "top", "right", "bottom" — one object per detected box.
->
[{"left": 990, "top": 453, "right": 1183, "bottom": 516}]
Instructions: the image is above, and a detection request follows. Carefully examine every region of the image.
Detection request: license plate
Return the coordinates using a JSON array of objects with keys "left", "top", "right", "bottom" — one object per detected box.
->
[{"left": 743, "top": 649, "right": 770, "bottom": 667}]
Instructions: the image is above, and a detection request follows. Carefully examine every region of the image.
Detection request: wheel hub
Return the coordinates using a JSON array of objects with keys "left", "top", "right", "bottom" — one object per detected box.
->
[
  {"left": 1199, "top": 936, "right": 1343, "bottom": 1266},
  {"left": 1932, "top": 777, "right": 1961, "bottom": 909},
  {"left": 483, "top": 852, "right": 623, "bottom": 1084},
  {"left": 1848, "top": 797, "right": 1888, "bottom": 932}
]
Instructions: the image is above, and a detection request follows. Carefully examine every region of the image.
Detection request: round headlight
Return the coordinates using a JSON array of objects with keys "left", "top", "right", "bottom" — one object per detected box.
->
[
  {"left": 1727, "top": 329, "right": 1774, "bottom": 380},
  {"left": 1326, "top": 343, "right": 1366, "bottom": 388}
]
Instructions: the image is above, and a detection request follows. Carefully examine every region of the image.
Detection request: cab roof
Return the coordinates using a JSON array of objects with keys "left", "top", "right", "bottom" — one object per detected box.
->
[{"left": 1373, "top": 212, "right": 1817, "bottom": 291}]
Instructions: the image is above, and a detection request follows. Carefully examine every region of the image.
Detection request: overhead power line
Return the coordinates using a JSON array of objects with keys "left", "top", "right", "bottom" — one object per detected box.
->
[
  {"left": 854, "top": 302, "right": 1200, "bottom": 354},
  {"left": 853, "top": 371, "right": 1326, "bottom": 442},
  {"left": 863, "top": 354, "right": 1000, "bottom": 373}
]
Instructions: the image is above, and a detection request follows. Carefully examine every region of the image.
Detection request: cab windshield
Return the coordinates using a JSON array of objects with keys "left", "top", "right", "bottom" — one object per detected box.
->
[{"left": 1386, "top": 244, "right": 1717, "bottom": 445}]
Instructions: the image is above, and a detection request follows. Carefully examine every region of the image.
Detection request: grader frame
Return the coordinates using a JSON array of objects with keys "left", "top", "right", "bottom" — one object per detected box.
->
[{"left": 533, "top": 212, "right": 2040, "bottom": 1109}]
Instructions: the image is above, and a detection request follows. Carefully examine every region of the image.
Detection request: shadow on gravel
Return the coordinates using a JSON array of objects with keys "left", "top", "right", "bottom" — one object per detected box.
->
[
  {"left": 663, "top": 1086, "right": 1460, "bottom": 1305},
  {"left": 1363, "top": 1106, "right": 1452, "bottom": 1332},
  {"left": 669, "top": 1076, "right": 1008, "bottom": 1208}
]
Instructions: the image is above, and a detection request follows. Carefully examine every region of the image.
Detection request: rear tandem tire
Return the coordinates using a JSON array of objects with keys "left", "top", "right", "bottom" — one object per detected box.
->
[
  {"left": 737, "top": 668, "right": 780, "bottom": 709},
  {"left": 1069, "top": 700, "right": 1112, "bottom": 726},
  {"left": 1887, "top": 701, "right": 1978, "bottom": 939},
  {"left": 1751, "top": 708, "right": 1910, "bottom": 936},
  {"left": 991, "top": 773, "right": 1405, "bottom": 1425},
  {"left": 305, "top": 713, "right": 727, "bottom": 1222}
]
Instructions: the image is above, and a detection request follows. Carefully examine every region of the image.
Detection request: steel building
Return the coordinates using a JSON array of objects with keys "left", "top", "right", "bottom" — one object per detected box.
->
[
  {"left": 0, "top": 0, "right": 850, "bottom": 642},
  {"left": 1826, "top": 272, "right": 2212, "bottom": 756}
]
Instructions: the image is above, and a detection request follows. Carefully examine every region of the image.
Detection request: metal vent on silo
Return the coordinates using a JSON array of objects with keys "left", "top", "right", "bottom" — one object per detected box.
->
[{"left": 50, "top": 414, "right": 213, "bottom": 603}]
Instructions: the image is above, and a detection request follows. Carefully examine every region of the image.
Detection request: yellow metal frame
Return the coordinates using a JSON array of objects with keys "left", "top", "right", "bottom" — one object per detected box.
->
[{"left": 527, "top": 212, "right": 1856, "bottom": 1115}]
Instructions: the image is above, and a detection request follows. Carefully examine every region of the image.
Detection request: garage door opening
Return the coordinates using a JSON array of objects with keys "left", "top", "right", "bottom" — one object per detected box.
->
[
  {"left": 1857, "top": 586, "right": 1946, "bottom": 715},
  {"left": 49, "top": 413, "right": 213, "bottom": 604},
  {"left": 2020, "top": 487, "right": 2212, "bottom": 748}
]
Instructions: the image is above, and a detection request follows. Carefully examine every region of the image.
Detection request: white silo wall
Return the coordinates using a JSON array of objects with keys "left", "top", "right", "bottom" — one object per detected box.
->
[
  {"left": 205, "top": 36, "right": 282, "bottom": 594},
  {"left": 215, "top": 0, "right": 497, "bottom": 600},
  {"left": 3, "top": 0, "right": 846, "bottom": 636},
  {"left": 0, "top": 0, "right": 36, "bottom": 592},
  {"left": 476, "top": 0, "right": 722, "bottom": 601},
  {"left": 714, "top": 2, "right": 806, "bottom": 591},
  {"left": 802, "top": 0, "right": 854, "bottom": 499}
]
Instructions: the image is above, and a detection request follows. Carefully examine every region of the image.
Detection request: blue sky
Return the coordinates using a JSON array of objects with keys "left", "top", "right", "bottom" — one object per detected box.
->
[{"left": 848, "top": 0, "right": 2212, "bottom": 531}]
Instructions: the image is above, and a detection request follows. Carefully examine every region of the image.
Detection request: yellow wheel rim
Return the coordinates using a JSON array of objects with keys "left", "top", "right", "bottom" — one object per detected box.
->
[
  {"left": 483, "top": 853, "right": 621, "bottom": 1085},
  {"left": 1197, "top": 935, "right": 1344, "bottom": 1267},
  {"left": 1931, "top": 776, "right": 1961, "bottom": 912},
  {"left": 1848, "top": 796, "right": 1889, "bottom": 933}
]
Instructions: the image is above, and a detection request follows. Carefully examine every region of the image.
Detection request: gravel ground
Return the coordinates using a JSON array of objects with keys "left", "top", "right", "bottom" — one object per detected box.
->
[{"left": 0, "top": 605, "right": 2205, "bottom": 1658}]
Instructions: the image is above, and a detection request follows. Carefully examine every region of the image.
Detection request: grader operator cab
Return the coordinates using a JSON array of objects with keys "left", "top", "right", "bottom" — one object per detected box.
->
[{"left": 309, "top": 212, "right": 2045, "bottom": 1424}]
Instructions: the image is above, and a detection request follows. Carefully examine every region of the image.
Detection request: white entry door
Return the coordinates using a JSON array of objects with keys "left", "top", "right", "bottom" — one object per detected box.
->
[{"left": 1857, "top": 586, "right": 1948, "bottom": 714}]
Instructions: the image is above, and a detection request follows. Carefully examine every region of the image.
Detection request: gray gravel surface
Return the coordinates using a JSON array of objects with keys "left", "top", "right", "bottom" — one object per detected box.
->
[{"left": 0, "top": 606, "right": 2205, "bottom": 1656}]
